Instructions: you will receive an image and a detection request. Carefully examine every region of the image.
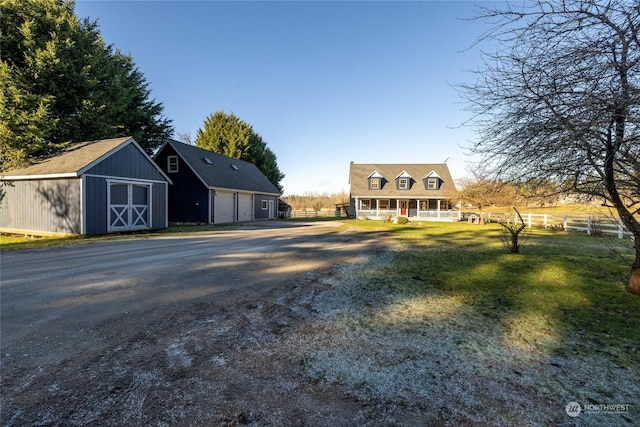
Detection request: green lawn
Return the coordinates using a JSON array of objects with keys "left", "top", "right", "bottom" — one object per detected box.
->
[{"left": 307, "top": 220, "right": 639, "bottom": 425}]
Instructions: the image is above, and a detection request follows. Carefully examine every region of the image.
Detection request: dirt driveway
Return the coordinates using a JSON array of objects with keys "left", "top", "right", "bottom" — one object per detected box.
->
[{"left": 1, "top": 221, "right": 387, "bottom": 426}]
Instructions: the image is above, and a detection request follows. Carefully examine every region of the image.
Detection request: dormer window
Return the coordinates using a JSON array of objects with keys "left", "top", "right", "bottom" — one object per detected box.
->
[
  {"left": 395, "top": 170, "right": 412, "bottom": 190},
  {"left": 368, "top": 171, "right": 383, "bottom": 190},
  {"left": 423, "top": 171, "right": 442, "bottom": 190}
]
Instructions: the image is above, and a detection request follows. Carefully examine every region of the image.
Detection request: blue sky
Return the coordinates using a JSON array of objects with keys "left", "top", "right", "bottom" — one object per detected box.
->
[{"left": 75, "top": 1, "right": 492, "bottom": 195}]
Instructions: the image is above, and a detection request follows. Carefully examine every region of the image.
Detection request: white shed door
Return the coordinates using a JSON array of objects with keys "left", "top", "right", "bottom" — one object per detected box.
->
[
  {"left": 238, "top": 194, "right": 253, "bottom": 222},
  {"left": 214, "top": 191, "right": 235, "bottom": 223},
  {"left": 108, "top": 182, "right": 150, "bottom": 231}
]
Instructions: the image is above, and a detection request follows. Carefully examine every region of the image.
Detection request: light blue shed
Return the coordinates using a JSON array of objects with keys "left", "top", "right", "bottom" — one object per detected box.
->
[{"left": 0, "top": 137, "right": 171, "bottom": 236}]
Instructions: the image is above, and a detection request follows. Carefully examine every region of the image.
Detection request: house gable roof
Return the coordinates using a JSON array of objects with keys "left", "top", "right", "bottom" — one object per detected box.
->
[
  {"left": 158, "top": 140, "right": 281, "bottom": 195},
  {"left": 349, "top": 162, "right": 457, "bottom": 197},
  {"left": 0, "top": 137, "right": 170, "bottom": 182}
]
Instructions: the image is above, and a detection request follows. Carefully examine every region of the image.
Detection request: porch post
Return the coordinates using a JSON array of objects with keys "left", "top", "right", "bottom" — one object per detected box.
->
[
  {"left": 437, "top": 199, "right": 441, "bottom": 220},
  {"left": 376, "top": 199, "right": 380, "bottom": 217}
]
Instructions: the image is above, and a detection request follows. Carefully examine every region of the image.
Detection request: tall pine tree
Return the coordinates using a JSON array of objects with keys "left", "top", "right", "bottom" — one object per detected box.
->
[
  {"left": 195, "top": 111, "right": 284, "bottom": 192},
  {"left": 0, "top": 0, "right": 172, "bottom": 171}
]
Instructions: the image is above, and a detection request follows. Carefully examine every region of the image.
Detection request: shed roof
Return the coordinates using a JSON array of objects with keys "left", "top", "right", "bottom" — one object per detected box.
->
[
  {"left": 0, "top": 137, "right": 161, "bottom": 180},
  {"left": 160, "top": 140, "right": 281, "bottom": 195},
  {"left": 349, "top": 162, "right": 458, "bottom": 197}
]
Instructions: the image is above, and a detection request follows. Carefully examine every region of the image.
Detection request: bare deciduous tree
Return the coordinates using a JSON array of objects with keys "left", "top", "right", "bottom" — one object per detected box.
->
[
  {"left": 459, "top": 172, "right": 516, "bottom": 224},
  {"left": 458, "top": 1, "right": 640, "bottom": 294},
  {"left": 500, "top": 207, "right": 527, "bottom": 254}
]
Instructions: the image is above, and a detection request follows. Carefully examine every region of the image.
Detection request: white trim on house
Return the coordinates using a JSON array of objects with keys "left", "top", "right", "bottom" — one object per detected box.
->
[
  {"left": 0, "top": 173, "right": 78, "bottom": 180},
  {"left": 208, "top": 185, "right": 280, "bottom": 196},
  {"left": 81, "top": 175, "right": 86, "bottom": 235},
  {"left": 84, "top": 173, "right": 168, "bottom": 184}
]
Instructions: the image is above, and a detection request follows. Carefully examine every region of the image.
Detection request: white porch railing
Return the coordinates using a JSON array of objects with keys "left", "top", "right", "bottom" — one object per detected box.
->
[
  {"left": 357, "top": 209, "right": 460, "bottom": 222},
  {"left": 416, "top": 211, "right": 460, "bottom": 221}
]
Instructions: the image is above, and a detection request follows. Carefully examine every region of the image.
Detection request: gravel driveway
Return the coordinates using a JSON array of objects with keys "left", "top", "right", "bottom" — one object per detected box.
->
[{"left": 1, "top": 221, "right": 388, "bottom": 426}]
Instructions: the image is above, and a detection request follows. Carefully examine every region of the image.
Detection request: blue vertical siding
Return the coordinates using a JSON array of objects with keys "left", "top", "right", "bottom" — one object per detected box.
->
[
  {"left": 0, "top": 178, "right": 81, "bottom": 234},
  {"left": 85, "top": 143, "right": 167, "bottom": 181}
]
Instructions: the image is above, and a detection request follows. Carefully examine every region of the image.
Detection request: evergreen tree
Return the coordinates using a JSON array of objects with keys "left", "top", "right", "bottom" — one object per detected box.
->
[
  {"left": 195, "top": 111, "right": 284, "bottom": 192},
  {"left": 0, "top": 0, "right": 172, "bottom": 171}
]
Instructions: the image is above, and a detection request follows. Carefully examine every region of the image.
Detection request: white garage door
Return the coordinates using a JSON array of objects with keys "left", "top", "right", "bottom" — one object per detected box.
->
[
  {"left": 238, "top": 194, "right": 253, "bottom": 222},
  {"left": 214, "top": 191, "right": 235, "bottom": 223}
]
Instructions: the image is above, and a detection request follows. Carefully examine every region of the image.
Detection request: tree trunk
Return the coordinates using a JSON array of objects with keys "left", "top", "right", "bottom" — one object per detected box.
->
[
  {"left": 629, "top": 267, "right": 640, "bottom": 296},
  {"left": 628, "top": 240, "right": 640, "bottom": 295}
]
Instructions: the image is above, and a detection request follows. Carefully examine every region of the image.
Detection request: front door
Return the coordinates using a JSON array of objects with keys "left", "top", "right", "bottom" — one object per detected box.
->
[
  {"left": 268, "top": 200, "right": 275, "bottom": 219},
  {"left": 108, "top": 182, "right": 150, "bottom": 231},
  {"left": 400, "top": 200, "right": 408, "bottom": 216}
]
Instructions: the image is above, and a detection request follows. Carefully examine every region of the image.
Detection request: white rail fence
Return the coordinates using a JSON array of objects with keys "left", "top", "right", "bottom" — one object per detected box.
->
[
  {"left": 290, "top": 210, "right": 343, "bottom": 218},
  {"left": 290, "top": 209, "right": 634, "bottom": 240},
  {"left": 485, "top": 212, "right": 633, "bottom": 240}
]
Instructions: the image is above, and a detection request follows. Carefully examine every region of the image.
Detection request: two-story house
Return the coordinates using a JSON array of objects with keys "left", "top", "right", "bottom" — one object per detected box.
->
[{"left": 349, "top": 162, "right": 459, "bottom": 221}]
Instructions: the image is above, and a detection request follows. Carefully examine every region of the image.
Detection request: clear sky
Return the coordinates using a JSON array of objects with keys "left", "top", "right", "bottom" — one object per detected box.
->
[{"left": 75, "top": 0, "right": 492, "bottom": 195}]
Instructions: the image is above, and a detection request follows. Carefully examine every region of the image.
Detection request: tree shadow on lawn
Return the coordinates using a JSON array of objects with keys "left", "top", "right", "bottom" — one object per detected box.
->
[{"left": 309, "top": 221, "right": 640, "bottom": 425}]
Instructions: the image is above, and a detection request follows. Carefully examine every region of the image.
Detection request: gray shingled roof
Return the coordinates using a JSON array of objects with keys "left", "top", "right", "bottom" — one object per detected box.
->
[
  {"left": 164, "top": 140, "right": 281, "bottom": 195},
  {"left": 349, "top": 162, "right": 457, "bottom": 197},
  {"left": 1, "top": 137, "right": 133, "bottom": 179}
]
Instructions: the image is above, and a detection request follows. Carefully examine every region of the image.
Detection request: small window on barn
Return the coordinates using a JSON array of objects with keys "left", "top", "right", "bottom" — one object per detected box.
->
[
  {"left": 167, "top": 155, "right": 178, "bottom": 173},
  {"left": 203, "top": 157, "right": 213, "bottom": 165},
  {"left": 231, "top": 164, "right": 239, "bottom": 171},
  {"left": 261, "top": 200, "right": 268, "bottom": 210}
]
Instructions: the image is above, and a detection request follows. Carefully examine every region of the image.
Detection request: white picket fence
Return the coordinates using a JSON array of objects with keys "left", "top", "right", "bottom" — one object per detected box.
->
[{"left": 485, "top": 212, "right": 633, "bottom": 240}]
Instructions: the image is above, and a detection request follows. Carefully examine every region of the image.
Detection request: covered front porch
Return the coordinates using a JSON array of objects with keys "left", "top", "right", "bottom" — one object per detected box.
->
[{"left": 353, "top": 197, "right": 460, "bottom": 222}]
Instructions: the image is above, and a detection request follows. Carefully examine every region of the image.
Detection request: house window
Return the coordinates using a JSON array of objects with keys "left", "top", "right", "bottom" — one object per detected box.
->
[
  {"left": 399, "top": 178, "right": 409, "bottom": 189},
  {"left": 419, "top": 200, "right": 429, "bottom": 210},
  {"left": 379, "top": 199, "right": 389, "bottom": 210},
  {"left": 360, "top": 199, "right": 371, "bottom": 210},
  {"left": 370, "top": 178, "right": 380, "bottom": 190},
  {"left": 167, "top": 155, "right": 178, "bottom": 173},
  {"left": 427, "top": 178, "right": 438, "bottom": 189},
  {"left": 261, "top": 200, "right": 268, "bottom": 210}
]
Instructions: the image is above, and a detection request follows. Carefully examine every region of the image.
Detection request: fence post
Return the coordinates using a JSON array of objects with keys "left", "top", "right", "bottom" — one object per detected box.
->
[
  {"left": 563, "top": 215, "right": 568, "bottom": 230},
  {"left": 527, "top": 213, "right": 532, "bottom": 227},
  {"left": 543, "top": 214, "right": 548, "bottom": 228},
  {"left": 618, "top": 217, "right": 624, "bottom": 239},
  {"left": 587, "top": 215, "right": 592, "bottom": 235}
]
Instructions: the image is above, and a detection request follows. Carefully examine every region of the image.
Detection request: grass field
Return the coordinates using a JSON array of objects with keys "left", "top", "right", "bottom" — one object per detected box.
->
[{"left": 304, "top": 220, "right": 639, "bottom": 425}]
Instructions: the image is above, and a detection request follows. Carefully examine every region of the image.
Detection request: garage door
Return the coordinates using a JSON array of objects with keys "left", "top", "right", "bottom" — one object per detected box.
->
[
  {"left": 238, "top": 194, "right": 253, "bottom": 222},
  {"left": 214, "top": 191, "right": 235, "bottom": 223}
]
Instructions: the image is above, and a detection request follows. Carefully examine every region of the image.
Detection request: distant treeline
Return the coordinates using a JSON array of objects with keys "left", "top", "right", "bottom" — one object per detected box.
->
[{"left": 282, "top": 192, "right": 350, "bottom": 211}]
